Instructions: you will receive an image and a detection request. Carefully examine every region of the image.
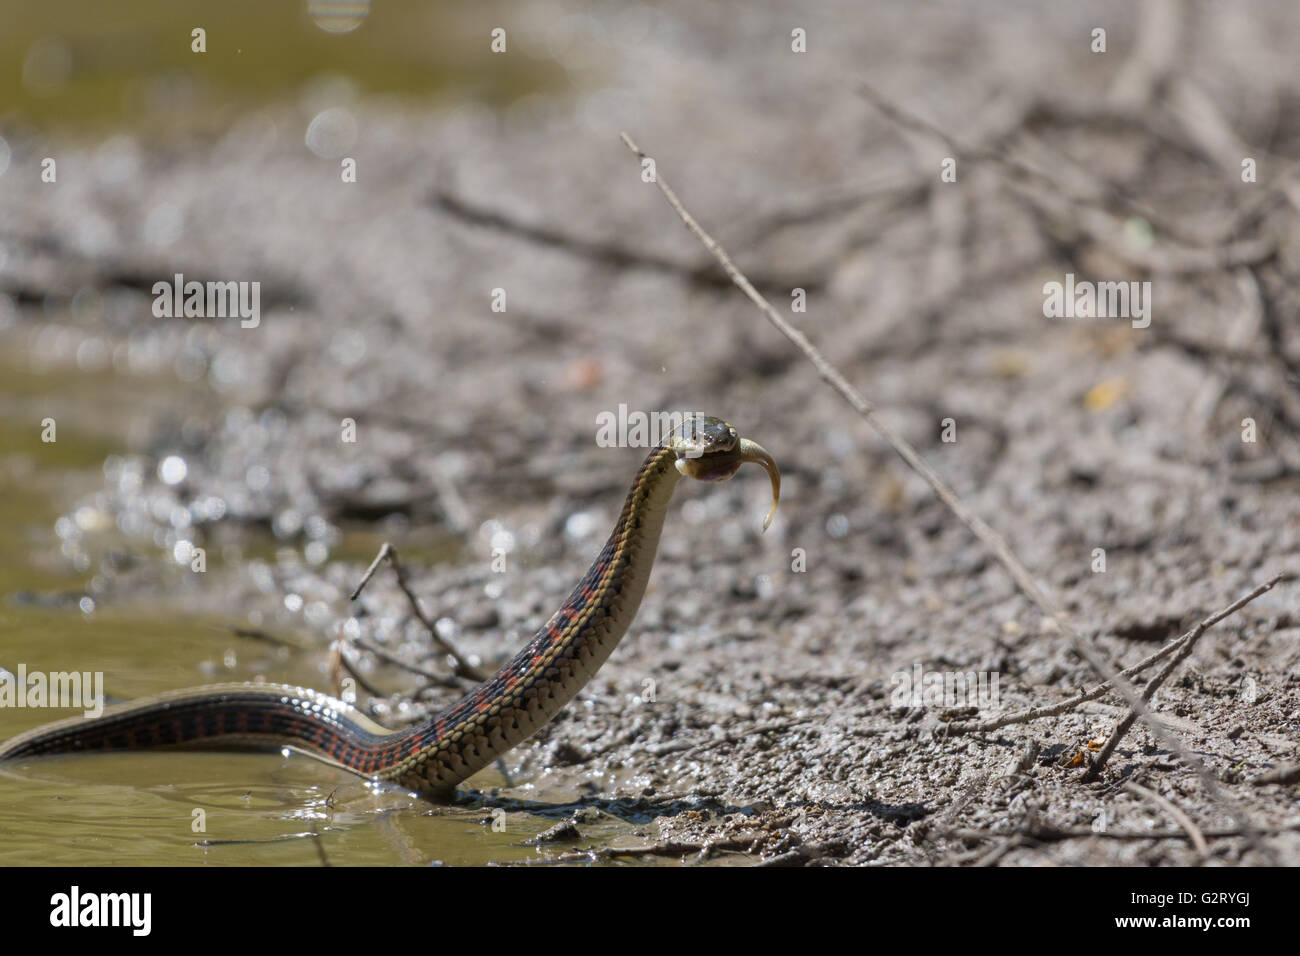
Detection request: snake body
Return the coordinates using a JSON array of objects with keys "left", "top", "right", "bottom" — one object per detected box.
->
[{"left": 0, "top": 417, "right": 779, "bottom": 799}]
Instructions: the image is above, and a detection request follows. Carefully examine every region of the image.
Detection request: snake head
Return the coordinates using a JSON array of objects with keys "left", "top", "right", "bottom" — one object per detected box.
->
[{"left": 669, "top": 416, "right": 781, "bottom": 531}]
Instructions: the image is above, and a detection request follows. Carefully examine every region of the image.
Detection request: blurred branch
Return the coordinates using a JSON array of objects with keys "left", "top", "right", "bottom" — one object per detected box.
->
[
  {"left": 1125, "top": 779, "right": 1209, "bottom": 859},
  {"left": 859, "top": 82, "right": 1279, "bottom": 275},
  {"left": 430, "top": 186, "right": 818, "bottom": 295}
]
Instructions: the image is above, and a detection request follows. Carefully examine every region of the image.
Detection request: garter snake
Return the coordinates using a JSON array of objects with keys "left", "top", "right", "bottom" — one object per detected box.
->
[{"left": 0, "top": 416, "right": 779, "bottom": 799}]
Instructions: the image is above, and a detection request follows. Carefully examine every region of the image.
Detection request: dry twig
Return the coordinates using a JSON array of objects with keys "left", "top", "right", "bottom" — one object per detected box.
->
[
  {"left": 1085, "top": 576, "right": 1281, "bottom": 781},
  {"left": 947, "top": 577, "right": 1280, "bottom": 736},
  {"left": 1125, "top": 779, "right": 1209, "bottom": 858},
  {"left": 1252, "top": 765, "right": 1300, "bottom": 786},
  {"left": 351, "top": 543, "right": 489, "bottom": 682}
]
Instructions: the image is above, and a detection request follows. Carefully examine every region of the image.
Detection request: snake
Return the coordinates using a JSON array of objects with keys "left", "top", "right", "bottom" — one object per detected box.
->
[{"left": 0, "top": 416, "right": 779, "bottom": 800}]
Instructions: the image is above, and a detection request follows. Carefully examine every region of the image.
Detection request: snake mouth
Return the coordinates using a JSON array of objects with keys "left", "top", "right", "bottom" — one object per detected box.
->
[
  {"left": 674, "top": 438, "right": 781, "bottom": 531},
  {"left": 675, "top": 449, "right": 745, "bottom": 482}
]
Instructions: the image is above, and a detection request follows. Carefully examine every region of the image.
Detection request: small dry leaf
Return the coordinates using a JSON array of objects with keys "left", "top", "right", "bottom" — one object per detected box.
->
[{"left": 1084, "top": 378, "right": 1128, "bottom": 412}]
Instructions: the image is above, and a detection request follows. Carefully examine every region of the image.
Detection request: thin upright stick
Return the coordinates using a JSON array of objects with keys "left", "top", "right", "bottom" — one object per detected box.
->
[{"left": 352, "top": 543, "right": 490, "bottom": 682}]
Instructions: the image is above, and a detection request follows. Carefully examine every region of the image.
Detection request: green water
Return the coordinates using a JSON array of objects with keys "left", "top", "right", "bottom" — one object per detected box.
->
[
  {"left": 0, "top": 375, "right": 650, "bottom": 865},
  {"left": 1, "top": 0, "right": 562, "bottom": 133},
  {"left": 0, "top": 481, "right": 648, "bottom": 867},
  {"left": 0, "top": 587, "right": 644, "bottom": 866}
]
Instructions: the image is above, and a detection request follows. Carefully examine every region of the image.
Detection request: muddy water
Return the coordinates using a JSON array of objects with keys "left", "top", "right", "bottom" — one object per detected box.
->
[
  {"left": 0, "top": 385, "right": 646, "bottom": 866},
  {"left": 0, "top": 0, "right": 562, "bottom": 132},
  {"left": 0, "top": 594, "right": 656, "bottom": 867},
  {"left": 0, "top": 509, "right": 650, "bottom": 868}
]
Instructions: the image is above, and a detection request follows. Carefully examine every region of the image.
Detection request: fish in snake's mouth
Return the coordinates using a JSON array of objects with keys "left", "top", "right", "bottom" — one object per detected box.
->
[
  {"left": 669, "top": 416, "right": 781, "bottom": 529},
  {"left": 676, "top": 449, "right": 746, "bottom": 482}
]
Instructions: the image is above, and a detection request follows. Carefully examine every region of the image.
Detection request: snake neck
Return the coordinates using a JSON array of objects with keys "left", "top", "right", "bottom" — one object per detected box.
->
[
  {"left": 389, "top": 443, "right": 684, "bottom": 787},
  {"left": 567, "top": 441, "right": 684, "bottom": 620},
  {"left": 488, "top": 440, "right": 685, "bottom": 685}
]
